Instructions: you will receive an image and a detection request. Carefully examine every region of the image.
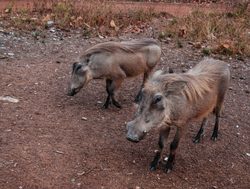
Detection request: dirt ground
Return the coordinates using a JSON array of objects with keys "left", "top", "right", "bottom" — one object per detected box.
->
[{"left": 0, "top": 16, "right": 250, "bottom": 189}]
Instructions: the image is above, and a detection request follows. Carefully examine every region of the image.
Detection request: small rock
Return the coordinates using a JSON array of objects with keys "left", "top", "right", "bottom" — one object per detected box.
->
[
  {"left": 0, "top": 54, "right": 8, "bottom": 59},
  {"left": 132, "top": 160, "right": 136, "bottom": 164},
  {"left": 156, "top": 174, "right": 160, "bottom": 180},
  {"left": 193, "top": 42, "right": 202, "bottom": 49},
  {"left": 71, "top": 178, "right": 75, "bottom": 183},
  {"left": 77, "top": 171, "right": 85, "bottom": 176},
  {"left": 97, "top": 101, "right": 102, "bottom": 104},
  {"left": 135, "top": 186, "right": 141, "bottom": 189},
  {"left": 46, "top": 20, "right": 54, "bottom": 28},
  {"left": 98, "top": 34, "right": 104, "bottom": 39},
  {"left": 246, "top": 153, "right": 250, "bottom": 157},
  {"left": 236, "top": 125, "right": 239, "bottom": 128},
  {"left": 180, "top": 62, "right": 185, "bottom": 67},
  {"left": 77, "top": 183, "right": 81, "bottom": 187},
  {"left": 4, "top": 8, "right": 11, "bottom": 13},
  {"left": 54, "top": 150, "right": 64, "bottom": 154},
  {"left": 81, "top": 117, "right": 87, "bottom": 121},
  {"left": 229, "top": 87, "right": 233, "bottom": 90},
  {"left": 49, "top": 28, "right": 56, "bottom": 33},
  {"left": 0, "top": 96, "right": 19, "bottom": 103},
  {"left": 56, "top": 60, "right": 61, "bottom": 64},
  {"left": 7, "top": 52, "right": 14, "bottom": 56}
]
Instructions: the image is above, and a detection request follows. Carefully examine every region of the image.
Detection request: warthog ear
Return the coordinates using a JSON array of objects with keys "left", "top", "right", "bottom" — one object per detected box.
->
[
  {"left": 164, "top": 80, "right": 187, "bottom": 96},
  {"left": 72, "top": 62, "right": 77, "bottom": 70},
  {"left": 72, "top": 62, "right": 80, "bottom": 73},
  {"left": 72, "top": 62, "right": 86, "bottom": 74}
]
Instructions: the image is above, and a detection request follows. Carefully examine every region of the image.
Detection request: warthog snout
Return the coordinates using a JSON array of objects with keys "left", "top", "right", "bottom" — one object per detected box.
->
[
  {"left": 67, "top": 88, "right": 77, "bottom": 96},
  {"left": 126, "top": 121, "right": 146, "bottom": 143},
  {"left": 67, "top": 87, "right": 82, "bottom": 96}
]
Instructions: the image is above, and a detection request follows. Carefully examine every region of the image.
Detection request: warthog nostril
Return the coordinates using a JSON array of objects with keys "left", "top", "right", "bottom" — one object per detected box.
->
[
  {"left": 67, "top": 89, "right": 76, "bottom": 96},
  {"left": 126, "top": 136, "right": 140, "bottom": 143},
  {"left": 126, "top": 134, "right": 140, "bottom": 143}
]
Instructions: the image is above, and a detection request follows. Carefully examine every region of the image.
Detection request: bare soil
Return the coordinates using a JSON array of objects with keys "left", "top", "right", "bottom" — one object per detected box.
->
[
  {"left": 0, "top": 27, "right": 249, "bottom": 189},
  {"left": 0, "top": 1, "right": 250, "bottom": 189}
]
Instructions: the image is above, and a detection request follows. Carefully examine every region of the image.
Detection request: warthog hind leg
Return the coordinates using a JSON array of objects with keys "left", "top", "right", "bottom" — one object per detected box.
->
[
  {"left": 193, "top": 118, "right": 207, "bottom": 143},
  {"left": 211, "top": 108, "right": 220, "bottom": 140},
  {"left": 103, "top": 79, "right": 112, "bottom": 109},
  {"left": 135, "top": 71, "right": 151, "bottom": 103}
]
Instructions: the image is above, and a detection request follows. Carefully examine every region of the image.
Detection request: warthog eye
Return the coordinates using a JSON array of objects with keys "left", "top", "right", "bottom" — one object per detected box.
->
[{"left": 153, "top": 95, "right": 162, "bottom": 104}]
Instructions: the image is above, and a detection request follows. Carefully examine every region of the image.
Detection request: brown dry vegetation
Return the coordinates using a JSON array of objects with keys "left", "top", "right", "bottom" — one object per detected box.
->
[
  {"left": 1, "top": 0, "right": 249, "bottom": 56},
  {"left": 2, "top": 0, "right": 157, "bottom": 31},
  {"left": 162, "top": 3, "right": 250, "bottom": 56}
]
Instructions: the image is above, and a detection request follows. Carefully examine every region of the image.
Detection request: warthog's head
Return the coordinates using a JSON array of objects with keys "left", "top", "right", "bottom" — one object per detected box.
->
[
  {"left": 126, "top": 90, "right": 167, "bottom": 142},
  {"left": 126, "top": 71, "right": 187, "bottom": 142},
  {"left": 67, "top": 62, "right": 92, "bottom": 96}
]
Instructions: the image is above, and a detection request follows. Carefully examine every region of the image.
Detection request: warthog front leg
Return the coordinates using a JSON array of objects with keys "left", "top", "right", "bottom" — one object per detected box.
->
[
  {"left": 193, "top": 117, "right": 208, "bottom": 143},
  {"left": 104, "top": 78, "right": 123, "bottom": 109},
  {"left": 135, "top": 71, "right": 150, "bottom": 103},
  {"left": 165, "top": 127, "right": 182, "bottom": 173},
  {"left": 104, "top": 79, "right": 112, "bottom": 109},
  {"left": 150, "top": 126, "right": 170, "bottom": 171}
]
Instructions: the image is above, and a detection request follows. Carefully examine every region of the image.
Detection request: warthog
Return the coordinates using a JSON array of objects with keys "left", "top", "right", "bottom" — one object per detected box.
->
[
  {"left": 126, "top": 58, "right": 230, "bottom": 173},
  {"left": 67, "top": 39, "right": 161, "bottom": 108}
]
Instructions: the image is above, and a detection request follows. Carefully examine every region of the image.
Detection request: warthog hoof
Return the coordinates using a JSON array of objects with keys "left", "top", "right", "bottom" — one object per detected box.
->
[
  {"left": 112, "top": 100, "right": 122, "bottom": 109},
  {"left": 211, "top": 136, "right": 218, "bottom": 141},
  {"left": 103, "top": 101, "right": 111, "bottom": 109},
  {"left": 150, "top": 166, "right": 157, "bottom": 171},
  {"left": 150, "top": 151, "right": 161, "bottom": 171},
  {"left": 211, "top": 132, "right": 218, "bottom": 141},
  {"left": 193, "top": 135, "right": 204, "bottom": 143},
  {"left": 164, "top": 162, "right": 174, "bottom": 174}
]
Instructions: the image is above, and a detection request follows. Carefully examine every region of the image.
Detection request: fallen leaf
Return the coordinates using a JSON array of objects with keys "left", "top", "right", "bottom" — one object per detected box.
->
[
  {"left": 42, "top": 14, "right": 51, "bottom": 23},
  {"left": 110, "top": 20, "right": 116, "bottom": 28},
  {"left": 110, "top": 20, "right": 119, "bottom": 31},
  {"left": 222, "top": 43, "right": 230, "bottom": 49}
]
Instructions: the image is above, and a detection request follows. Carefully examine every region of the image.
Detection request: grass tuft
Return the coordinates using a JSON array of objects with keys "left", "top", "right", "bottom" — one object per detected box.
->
[{"left": 162, "top": 3, "right": 250, "bottom": 56}]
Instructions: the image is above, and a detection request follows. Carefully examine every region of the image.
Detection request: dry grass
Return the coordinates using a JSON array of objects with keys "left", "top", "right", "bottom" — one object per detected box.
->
[
  {"left": 163, "top": 3, "right": 250, "bottom": 56},
  {"left": 1, "top": 1, "right": 249, "bottom": 56},
  {"left": 1, "top": 0, "right": 157, "bottom": 33}
]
